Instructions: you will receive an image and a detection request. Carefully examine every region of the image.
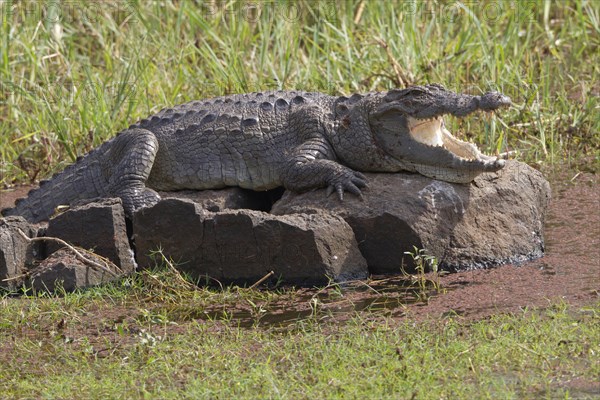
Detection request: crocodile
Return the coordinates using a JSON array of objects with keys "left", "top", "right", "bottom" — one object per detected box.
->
[{"left": 3, "top": 84, "right": 511, "bottom": 223}]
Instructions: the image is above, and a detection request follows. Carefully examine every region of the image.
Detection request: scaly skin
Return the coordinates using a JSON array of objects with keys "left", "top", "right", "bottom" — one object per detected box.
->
[{"left": 3, "top": 85, "right": 511, "bottom": 223}]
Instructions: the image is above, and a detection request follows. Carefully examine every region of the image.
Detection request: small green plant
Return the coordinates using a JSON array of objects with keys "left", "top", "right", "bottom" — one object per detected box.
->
[
  {"left": 403, "top": 246, "right": 445, "bottom": 302},
  {"left": 245, "top": 298, "right": 268, "bottom": 326}
]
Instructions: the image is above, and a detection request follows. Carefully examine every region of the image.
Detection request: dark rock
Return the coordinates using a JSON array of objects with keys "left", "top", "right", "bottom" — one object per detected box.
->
[
  {"left": 133, "top": 199, "right": 367, "bottom": 285},
  {"left": 272, "top": 161, "right": 551, "bottom": 273},
  {"left": 0, "top": 216, "right": 41, "bottom": 289},
  {"left": 28, "top": 248, "right": 123, "bottom": 293},
  {"left": 45, "top": 198, "right": 136, "bottom": 273}
]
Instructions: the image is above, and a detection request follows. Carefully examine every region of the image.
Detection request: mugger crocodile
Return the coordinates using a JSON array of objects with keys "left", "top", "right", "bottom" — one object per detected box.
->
[{"left": 3, "top": 84, "right": 511, "bottom": 223}]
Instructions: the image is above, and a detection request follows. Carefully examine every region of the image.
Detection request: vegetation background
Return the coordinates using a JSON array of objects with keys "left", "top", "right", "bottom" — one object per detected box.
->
[
  {"left": 0, "top": 0, "right": 598, "bottom": 186},
  {"left": 0, "top": 1, "right": 598, "bottom": 398}
]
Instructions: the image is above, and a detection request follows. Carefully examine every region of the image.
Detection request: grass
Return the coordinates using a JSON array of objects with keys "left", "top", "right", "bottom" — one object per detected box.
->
[
  {"left": 0, "top": 0, "right": 598, "bottom": 186},
  {"left": 1, "top": 270, "right": 598, "bottom": 399}
]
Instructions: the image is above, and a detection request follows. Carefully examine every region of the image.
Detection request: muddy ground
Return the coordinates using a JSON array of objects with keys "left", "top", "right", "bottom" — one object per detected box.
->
[
  {"left": 1, "top": 169, "right": 598, "bottom": 322},
  {"left": 408, "top": 169, "right": 599, "bottom": 320}
]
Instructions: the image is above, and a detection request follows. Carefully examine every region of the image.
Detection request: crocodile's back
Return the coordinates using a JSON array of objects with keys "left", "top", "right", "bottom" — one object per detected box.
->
[{"left": 133, "top": 91, "right": 336, "bottom": 191}]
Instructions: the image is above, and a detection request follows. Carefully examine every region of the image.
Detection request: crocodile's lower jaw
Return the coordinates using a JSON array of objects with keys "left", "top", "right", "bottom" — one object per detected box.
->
[{"left": 413, "top": 163, "right": 485, "bottom": 183}]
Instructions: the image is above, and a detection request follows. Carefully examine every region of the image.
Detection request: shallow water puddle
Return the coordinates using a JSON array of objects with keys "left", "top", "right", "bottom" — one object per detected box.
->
[{"left": 154, "top": 277, "right": 444, "bottom": 329}]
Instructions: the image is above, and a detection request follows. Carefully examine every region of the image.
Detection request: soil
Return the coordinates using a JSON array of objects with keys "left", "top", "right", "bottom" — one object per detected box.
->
[{"left": 1, "top": 170, "right": 598, "bottom": 323}]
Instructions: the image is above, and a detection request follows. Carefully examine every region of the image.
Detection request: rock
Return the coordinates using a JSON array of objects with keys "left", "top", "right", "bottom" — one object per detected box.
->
[
  {"left": 159, "top": 187, "right": 282, "bottom": 212},
  {"left": 0, "top": 216, "right": 41, "bottom": 289},
  {"left": 45, "top": 198, "right": 136, "bottom": 273},
  {"left": 272, "top": 161, "right": 551, "bottom": 273},
  {"left": 133, "top": 198, "right": 368, "bottom": 285},
  {"left": 28, "top": 248, "right": 123, "bottom": 293}
]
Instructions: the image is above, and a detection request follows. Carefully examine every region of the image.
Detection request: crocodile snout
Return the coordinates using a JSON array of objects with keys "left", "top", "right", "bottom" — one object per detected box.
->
[{"left": 478, "top": 92, "right": 512, "bottom": 111}]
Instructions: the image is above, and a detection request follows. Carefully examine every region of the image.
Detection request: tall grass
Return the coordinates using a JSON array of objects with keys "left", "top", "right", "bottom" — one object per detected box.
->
[{"left": 0, "top": 0, "right": 598, "bottom": 186}]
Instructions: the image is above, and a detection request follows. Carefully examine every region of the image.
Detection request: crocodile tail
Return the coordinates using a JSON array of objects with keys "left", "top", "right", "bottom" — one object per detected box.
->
[{"left": 2, "top": 141, "right": 111, "bottom": 223}]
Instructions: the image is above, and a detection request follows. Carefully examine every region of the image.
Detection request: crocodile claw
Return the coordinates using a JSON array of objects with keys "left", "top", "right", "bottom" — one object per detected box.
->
[{"left": 326, "top": 170, "right": 368, "bottom": 200}]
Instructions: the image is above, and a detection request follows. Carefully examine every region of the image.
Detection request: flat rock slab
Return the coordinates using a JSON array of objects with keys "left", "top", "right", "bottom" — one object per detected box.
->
[
  {"left": 133, "top": 199, "right": 368, "bottom": 286},
  {"left": 272, "top": 160, "right": 551, "bottom": 273},
  {"left": 28, "top": 248, "right": 123, "bottom": 293},
  {"left": 45, "top": 198, "right": 136, "bottom": 273}
]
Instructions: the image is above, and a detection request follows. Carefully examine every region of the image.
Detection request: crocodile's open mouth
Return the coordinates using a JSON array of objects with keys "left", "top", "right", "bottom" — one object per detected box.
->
[
  {"left": 406, "top": 116, "right": 497, "bottom": 162},
  {"left": 402, "top": 115, "right": 505, "bottom": 183}
]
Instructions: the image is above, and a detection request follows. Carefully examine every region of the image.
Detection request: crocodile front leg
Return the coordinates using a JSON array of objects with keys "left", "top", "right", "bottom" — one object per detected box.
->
[
  {"left": 281, "top": 137, "right": 367, "bottom": 200},
  {"left": 105, "top": 128, "right": 161, "bottom": 216}
]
